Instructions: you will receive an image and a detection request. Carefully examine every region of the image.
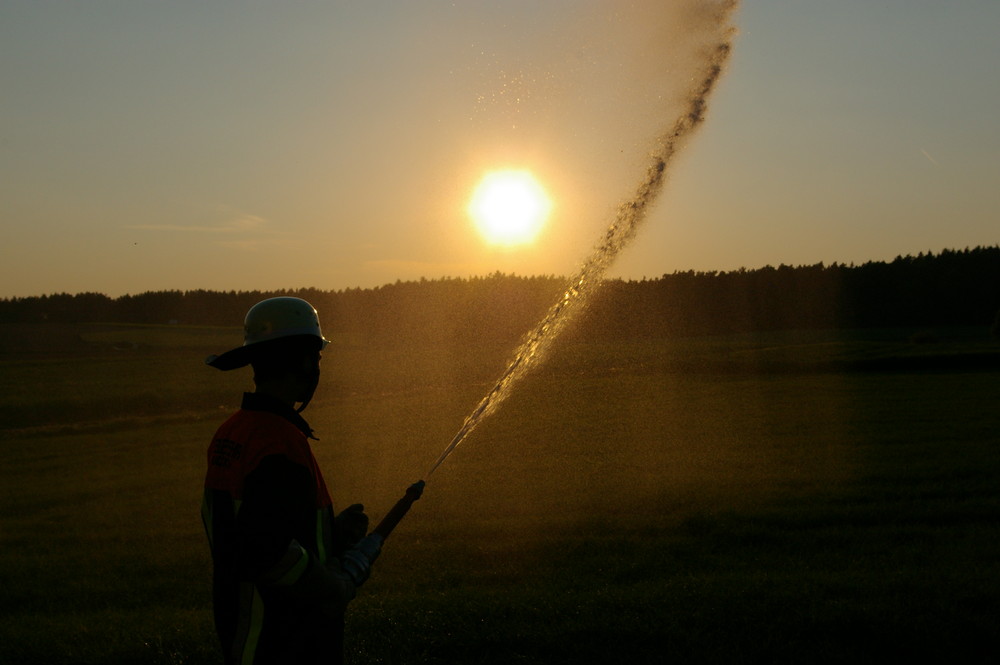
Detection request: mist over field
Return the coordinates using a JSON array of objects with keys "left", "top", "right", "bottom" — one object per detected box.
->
[
  {"left": 2, "top": 310, "right": 999, "bottom": 663},
  {"left": 2, "top": 239, "right": 1000, "bottom": 665}
]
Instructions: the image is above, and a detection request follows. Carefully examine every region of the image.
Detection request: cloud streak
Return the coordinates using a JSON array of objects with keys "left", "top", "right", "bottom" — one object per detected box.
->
[
  {"left": 125, "top": 214, "right": 270, "bottom": 233},
  {"left": 920, "top": 148, "right": 940, "bottom": 167}
]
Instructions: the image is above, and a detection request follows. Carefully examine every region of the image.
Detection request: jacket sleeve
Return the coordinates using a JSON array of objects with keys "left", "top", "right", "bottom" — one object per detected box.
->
[
  {"left": 234, "top": 453, "right": 356, "bottom": 608},
  {"left": 234, "top": 453, "right": 315, "bottom": 580}
]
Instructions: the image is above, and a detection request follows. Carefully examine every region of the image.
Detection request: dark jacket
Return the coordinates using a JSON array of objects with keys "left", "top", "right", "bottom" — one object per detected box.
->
[{"left": 203, "top": 393, "right": 347, "bottom": 665}]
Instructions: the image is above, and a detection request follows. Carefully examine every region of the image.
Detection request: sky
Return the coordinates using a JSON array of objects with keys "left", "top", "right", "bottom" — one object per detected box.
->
[{"left": 2, "top": 0, "right": 998, "bottom": 298}]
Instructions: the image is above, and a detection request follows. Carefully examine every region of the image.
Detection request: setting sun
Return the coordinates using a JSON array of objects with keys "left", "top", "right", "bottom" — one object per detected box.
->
[{"left": 468, "top": 170, "right": 552, "bottom": 246}]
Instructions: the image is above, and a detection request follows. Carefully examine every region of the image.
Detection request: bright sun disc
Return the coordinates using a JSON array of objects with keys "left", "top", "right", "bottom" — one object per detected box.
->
[{"left": 468, "top": 170, "right": 551, "bottom": 246}]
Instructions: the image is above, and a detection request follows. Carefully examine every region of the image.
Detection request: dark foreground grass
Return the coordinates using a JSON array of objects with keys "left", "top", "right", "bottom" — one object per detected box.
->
[{"left": 1, "top": 330, "right": 999, "bottom": 664}]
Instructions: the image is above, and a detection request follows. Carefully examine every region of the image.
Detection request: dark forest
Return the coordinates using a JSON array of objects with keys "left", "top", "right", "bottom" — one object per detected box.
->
[{"left": 3, "top": 246, "right": 999, "bottom": 344}]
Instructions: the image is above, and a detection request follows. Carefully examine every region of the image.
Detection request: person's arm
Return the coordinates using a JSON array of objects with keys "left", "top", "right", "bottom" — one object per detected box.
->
[
  {"left": 235, "top": 454, "right": 386, "bottom": 610},
  {"left": 236, "top": 455, "right": 358, "bottom": 608},
  {"left": 257, "top": 538, "right": 359, "bottom": 611}
]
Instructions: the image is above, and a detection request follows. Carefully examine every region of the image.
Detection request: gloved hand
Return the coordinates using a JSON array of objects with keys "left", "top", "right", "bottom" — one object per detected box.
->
[
  {"left": 335, "top": 503, "right": 369, "bottom": 546},
  {"left": 278, "top": 551, "right": 357, "bottom": 614},
  {"left": 340, "top": 533, "right": 384, "bottom": 587}
]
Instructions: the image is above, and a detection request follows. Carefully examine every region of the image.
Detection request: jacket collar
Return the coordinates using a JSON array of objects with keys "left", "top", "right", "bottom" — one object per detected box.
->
[{"left": 240, "top": 392, "right": 317, "bottom": 440}]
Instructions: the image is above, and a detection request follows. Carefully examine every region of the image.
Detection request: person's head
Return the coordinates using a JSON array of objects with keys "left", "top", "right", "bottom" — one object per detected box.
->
[
  {"left": 249, "top": 335, "right": 324, "bottom": 407},
  {"left": 206, "top": 297, "right": 330, "bottom": 411}
]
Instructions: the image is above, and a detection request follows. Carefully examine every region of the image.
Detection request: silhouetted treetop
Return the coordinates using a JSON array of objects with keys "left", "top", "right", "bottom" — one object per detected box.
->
[{"left": 2, "top": 246, "right": 998, "bottom": 342}]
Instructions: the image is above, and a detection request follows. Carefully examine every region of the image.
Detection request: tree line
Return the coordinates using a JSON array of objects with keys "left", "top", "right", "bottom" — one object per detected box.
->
[{"left": 2, "top": 246, "right": 998, "bottom": 343}]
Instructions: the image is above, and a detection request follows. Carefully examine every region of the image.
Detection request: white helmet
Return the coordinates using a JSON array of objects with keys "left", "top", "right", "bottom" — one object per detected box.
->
[{"left": 206, "top": 297, "right": 330, "bottom": 370}]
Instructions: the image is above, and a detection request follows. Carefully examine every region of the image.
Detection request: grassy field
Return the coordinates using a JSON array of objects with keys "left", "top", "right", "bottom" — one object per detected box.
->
[{"left": 1, "top": 323, "right": 999, "bottom": 664}]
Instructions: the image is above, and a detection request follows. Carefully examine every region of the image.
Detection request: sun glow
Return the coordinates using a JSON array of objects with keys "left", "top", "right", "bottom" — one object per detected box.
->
[{"left": 468, "top": 170, "right": 552, "bottom": 246}]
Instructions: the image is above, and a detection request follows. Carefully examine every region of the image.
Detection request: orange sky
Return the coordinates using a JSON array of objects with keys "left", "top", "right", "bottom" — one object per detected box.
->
[{"left": 2, "top": 1, "right": 998, "bottom": 298}]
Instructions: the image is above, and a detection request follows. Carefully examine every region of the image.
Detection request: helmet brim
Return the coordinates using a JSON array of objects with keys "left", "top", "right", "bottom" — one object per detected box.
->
[
  {"left": 206, "top": 335, "right": 330, "bottom": 371},
  {"left": 205, "top": 346, "right": 255, "bottom": 371}
]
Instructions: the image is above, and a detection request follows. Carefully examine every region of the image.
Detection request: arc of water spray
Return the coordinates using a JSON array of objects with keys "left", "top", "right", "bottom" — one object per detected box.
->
[{"left": 427, "top": 6, "right": 738, "bottom": 479}]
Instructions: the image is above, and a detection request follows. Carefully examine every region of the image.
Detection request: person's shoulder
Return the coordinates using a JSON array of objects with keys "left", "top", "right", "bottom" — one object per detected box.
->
[
  {"left": 230, "top": 407, "right": 304, "bottom": 440},
  {"left": 214, "top": 409, "right": 312, "bottom": 469}
]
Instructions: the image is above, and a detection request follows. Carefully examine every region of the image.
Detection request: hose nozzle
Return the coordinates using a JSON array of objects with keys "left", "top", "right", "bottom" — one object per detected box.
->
[{"left": 372, "top": 480, "right": 425, "bottom": 540}]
